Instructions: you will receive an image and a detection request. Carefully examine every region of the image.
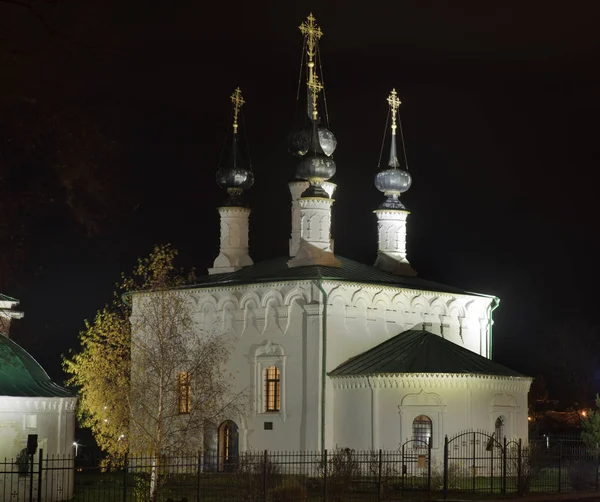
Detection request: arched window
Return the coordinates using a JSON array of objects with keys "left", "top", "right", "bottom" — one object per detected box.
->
[
  {"left": 495, "top": 416, "right": 505, "bottom": 443},
  {"left": 264, "top": 366, "right": 280, "bottom": 412},
  {"left": 412, "top": 415, "right": 432, "bottom": 447},
  {"left": 218, "top": 421, "right": 239, "bottom": 472},
  {"left": 178, "top": 371, "right": 191, "bottom": 414}
]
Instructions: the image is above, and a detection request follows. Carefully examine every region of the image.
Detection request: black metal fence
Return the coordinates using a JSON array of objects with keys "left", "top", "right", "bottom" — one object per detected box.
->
[{"left": 2, "top": 433, "right": 600, "bottom": 501}]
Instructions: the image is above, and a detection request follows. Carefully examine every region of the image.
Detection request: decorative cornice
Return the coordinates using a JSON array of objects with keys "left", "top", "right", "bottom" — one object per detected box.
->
[
  {"left": 331, "top": 373, "right": 532, "bottom": 392},
  {"left": 0, "top": 396, "right": 78, "bottom": 413}
]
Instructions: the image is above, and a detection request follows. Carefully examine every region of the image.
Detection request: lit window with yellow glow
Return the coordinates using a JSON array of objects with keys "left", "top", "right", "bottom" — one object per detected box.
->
[
  {"left": 178, "top": 371, "right": 191, "bottom": 414},
  {"left": 264, "top": 366, "right": 280, "bottom": 412}
]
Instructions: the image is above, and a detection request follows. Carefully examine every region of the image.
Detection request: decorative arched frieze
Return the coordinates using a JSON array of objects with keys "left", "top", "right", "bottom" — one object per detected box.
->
[
  {"left": 219, "top": 300, "right": 237, "bottom": 334},
  {"left": 372, "top": 290, "right": 390, "bottom": 309},
  {"left": 240, "top": 291, "right": 261, "bottom": 311},
  {"left": 217, "top": 294, "right": 240, "bottom": 312},
  {"left": 447, "top": 298, "right": 466, "bottom": 318},
  {"left": 351, "top": 289, "right": 371, "bottom": 308},
  {"left": 261, "top": 290, "right": 284, "bottom": 309},
  {"left": 284, "top": 287, "right": 309, "bottom": 306},
  {"left": 330, "top": 374, "right": 532, "bottom": 393},
  {"left": 196, "top": 293, "right": 218, "bottom": 312},
  {"left": 410, "top": 294, "right": 429, "bottom": 314},
  {"left": 390, "top": 292, "right": 410, "bottom": 312},
  {"left": 263, "top": 299, "right": 283, "bottom": 334},
  {"left": 429, "top": 297, "right": 447, "bottom": 316}
]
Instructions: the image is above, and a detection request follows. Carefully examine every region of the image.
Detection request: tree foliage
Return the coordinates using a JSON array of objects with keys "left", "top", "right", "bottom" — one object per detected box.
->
[
  {"left": 64, "top": 244, "right": 242, "bottom": 464},
  {"left": 581, "top": 394, "right": 600, "bottom": 449}
]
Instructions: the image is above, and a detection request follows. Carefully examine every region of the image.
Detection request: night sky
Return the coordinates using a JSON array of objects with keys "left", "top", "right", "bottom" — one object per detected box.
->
[{"left": 2, "top": 1, "right": 600, "bottom": 403}]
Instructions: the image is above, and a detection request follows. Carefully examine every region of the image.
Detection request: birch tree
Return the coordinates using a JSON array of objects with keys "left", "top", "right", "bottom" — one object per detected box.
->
[{"left": 65, "top": 245, "right": 244, "bottom": 478}]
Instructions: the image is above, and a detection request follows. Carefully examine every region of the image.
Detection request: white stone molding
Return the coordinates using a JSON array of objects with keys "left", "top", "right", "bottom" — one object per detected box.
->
[
  {"left": 288, "top": 181, "right": 309, "bottom": 258},
  {"left": 209, "top": 206, "right": 253, "bottom": 275},
  {"left": 331, "top": 374, "right": 533, "bottom": 393},
  {"left": 0, "top": 397, "right": 77, "bottom": 413},
  {"left": 254, "top": 341, "right": 287, "bottom": 421},
  {"left": 490, "top": 392, "right": 518, "bottom": 439},
  {"left": 289, "top": 181, "right": 336, "bottom": 257},
  {"left": 288, "top": 197, "right": 341, "bottom": 268},
  {"left": 373, "top": 209, "right": 416, "bottom": 276},
  {"left": 399, "top": 390, "right": 445, "bottom": 448}
]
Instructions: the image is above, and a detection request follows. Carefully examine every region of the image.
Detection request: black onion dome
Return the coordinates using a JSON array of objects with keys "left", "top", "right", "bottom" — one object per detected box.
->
[
  {"left": 288, "top": 126, "right": 312, "bottom": 157},
  {"left": 375, "top": 168, "right": 411, "bottom": 194},
  {"left": 375, "top": 129, "right": 411, "bottom": 210},
  {"left": 295, "top": 123, "right": 336, "bottom": 180},
  {"left": 216, "top": 134, "right": 254, "bottom": 206},
  {"left": 375, "top": 169, "right": 412, "bottom": 209}
]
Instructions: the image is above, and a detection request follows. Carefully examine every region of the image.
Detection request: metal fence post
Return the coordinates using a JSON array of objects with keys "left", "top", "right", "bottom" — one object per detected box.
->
[
  {"left": 472, "top": 432, "right": 476, "bottom": 494},
  {"left": 197, "top": 451, "right": 202, "bottom": 502},
  {"left": 517, "top": 439, "right": 522, "bottom": 496},
  {"left": 558, "top": 440, "right": 562, "bottom": 492},
  {"left": 37, "top": 448, "right": 43, "bottom": 502},
  {"left": 490, "top": 435, "right": 494, "bottom": 495},
  {"left": 427, "top": 437, "right": 432, "bottom": 498},
  {"left": 502, "top": 436, "right": 507, "bottom": 495},
  {"left": 443, "top": 435, "right": 448, "bottom": 499},
  {"left": 401, "top": 443, "right": 405, "bottom": 492},
  {"left": 123, "top": 453, "right": 128, "bottom": 502},
  {"left": 323, "top": 449, "right": 327, "bottom": 502},
  {"left": 29, "top": 452, "right": 35, "bottom": 502},
  {"left": 377, "top": 449, "right": 382, "bottom": 502},
  {"left": 263, "top": 450, "right": 268, "bottom": 502}
]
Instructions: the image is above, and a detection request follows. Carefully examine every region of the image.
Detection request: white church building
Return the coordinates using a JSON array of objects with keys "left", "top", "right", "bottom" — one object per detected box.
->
[
  {"left": 132, "top": 14, "right": 531, "bottom": 467},
  {"left": 0, "top": 293, "right": 77, "bottom": 499}
]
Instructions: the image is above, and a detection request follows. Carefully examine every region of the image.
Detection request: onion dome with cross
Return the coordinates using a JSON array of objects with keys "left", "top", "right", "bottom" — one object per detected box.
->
[
  {"left": 216, "top": 87, "right": 255, "bottom": 207},
  {"left": 288, "top": 13, "right": 337, "bottom": 199},
  {"left": 375, "top": 89, "right": 412, "bottom": 209}
]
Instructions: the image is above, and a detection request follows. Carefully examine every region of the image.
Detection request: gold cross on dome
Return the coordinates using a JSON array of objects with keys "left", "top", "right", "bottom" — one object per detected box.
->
[
  {"left": 308, "top": 73, "right": 324, "bottom": 120},
  {"left": 299, "top": 13, "right": 323, "bottom": 43},
  {"left": 230, "top": 87, "right": 245, "bottom": 134},
  {"left": 387, "top": 88, "right": 402, "bottom": 134}
]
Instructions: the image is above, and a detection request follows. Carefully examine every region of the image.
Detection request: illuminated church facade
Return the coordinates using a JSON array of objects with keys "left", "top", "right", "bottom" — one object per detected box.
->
[
  {"left": 132, "top": 14, "right": 531, "bottom": 462},
  {"left": 0, "top": 294, "right": 77, "bottom": 499}
]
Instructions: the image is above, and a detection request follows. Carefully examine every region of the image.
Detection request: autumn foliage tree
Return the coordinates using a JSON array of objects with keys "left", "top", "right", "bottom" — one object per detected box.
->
[{"left": 64, "top": 245, "right": 243, "bottom": 471}]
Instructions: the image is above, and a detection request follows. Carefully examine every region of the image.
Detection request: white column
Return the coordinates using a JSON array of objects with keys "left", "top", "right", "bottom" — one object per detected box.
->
[
  {"left": 373, "top": 209, "right": 416, "bottom": 276},
  {"left": 289, "top": 181, "right": 336, "bottom": 257},
  {"left": 208, "top": 206, "right": 253, "bottom": 275},
  {"left": 288, "top": 196, "right": 341, "bottom": 268},
  {"left": 289, "top": 181, "right": 309, "bottom": 257}
]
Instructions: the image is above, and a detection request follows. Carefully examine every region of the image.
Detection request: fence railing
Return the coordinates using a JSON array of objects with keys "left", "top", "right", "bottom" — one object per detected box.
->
[{"left": 2, "top": 433, "right": 600, "bottom": 501}]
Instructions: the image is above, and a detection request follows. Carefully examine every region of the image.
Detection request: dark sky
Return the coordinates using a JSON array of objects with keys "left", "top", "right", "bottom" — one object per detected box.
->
[{"left": 2, "top": 1, "right": 600, "bottom": 391}]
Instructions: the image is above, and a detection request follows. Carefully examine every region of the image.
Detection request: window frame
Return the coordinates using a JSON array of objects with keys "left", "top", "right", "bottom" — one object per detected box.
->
[
  {"left": 412, "top": 414, "right": 433, "bottom": 449},
  {"left": 178, "top": 371, "right": 191, "bottom": 415},
  {"left": 254, "top": 342, "right": 286, "bottom": 420},
  {"left": 264, "top": 366, "right": 281, "bottom": 412}
]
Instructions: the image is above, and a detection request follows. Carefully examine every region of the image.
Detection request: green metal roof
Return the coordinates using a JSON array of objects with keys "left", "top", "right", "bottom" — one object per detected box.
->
[
  {"left": 0, "top": 294, "right": 18, "bottom": 303},
  {"left": 0, "top": 336, "right": 75, "bottom": 398},
  {"left": 329, "top": 329, "right": 523, "bottom": 377},
  {"left": 184, "top": 256, "right": 493, "bottom": 298}
]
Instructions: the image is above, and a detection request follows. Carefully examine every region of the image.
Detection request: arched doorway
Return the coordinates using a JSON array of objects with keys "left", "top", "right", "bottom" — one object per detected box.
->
[{"left": 218, "top": 420, "right": 239, "bottom": 472}]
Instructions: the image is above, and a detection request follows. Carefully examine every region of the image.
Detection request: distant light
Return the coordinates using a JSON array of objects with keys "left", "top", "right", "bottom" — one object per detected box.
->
[
  {"left": 527, "top": 416, "right": 532, "bottom": 421},
  {"left": 118, "top": 434, "right": 125, "bottom": 440},
  {"left": 582, "top": 410, "right": 588, "bottom": 417}
]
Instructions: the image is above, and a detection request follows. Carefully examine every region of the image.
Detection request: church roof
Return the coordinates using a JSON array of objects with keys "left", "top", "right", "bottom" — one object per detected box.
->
[
  {"left": 329, "top": 329, "right": 523, "bottom": 377},
  {"left": 0, "top": 336, "right": 74, "bottom": 398},
  {"left": 187, "top": 256, "right": 493, "bottom": 298}
]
